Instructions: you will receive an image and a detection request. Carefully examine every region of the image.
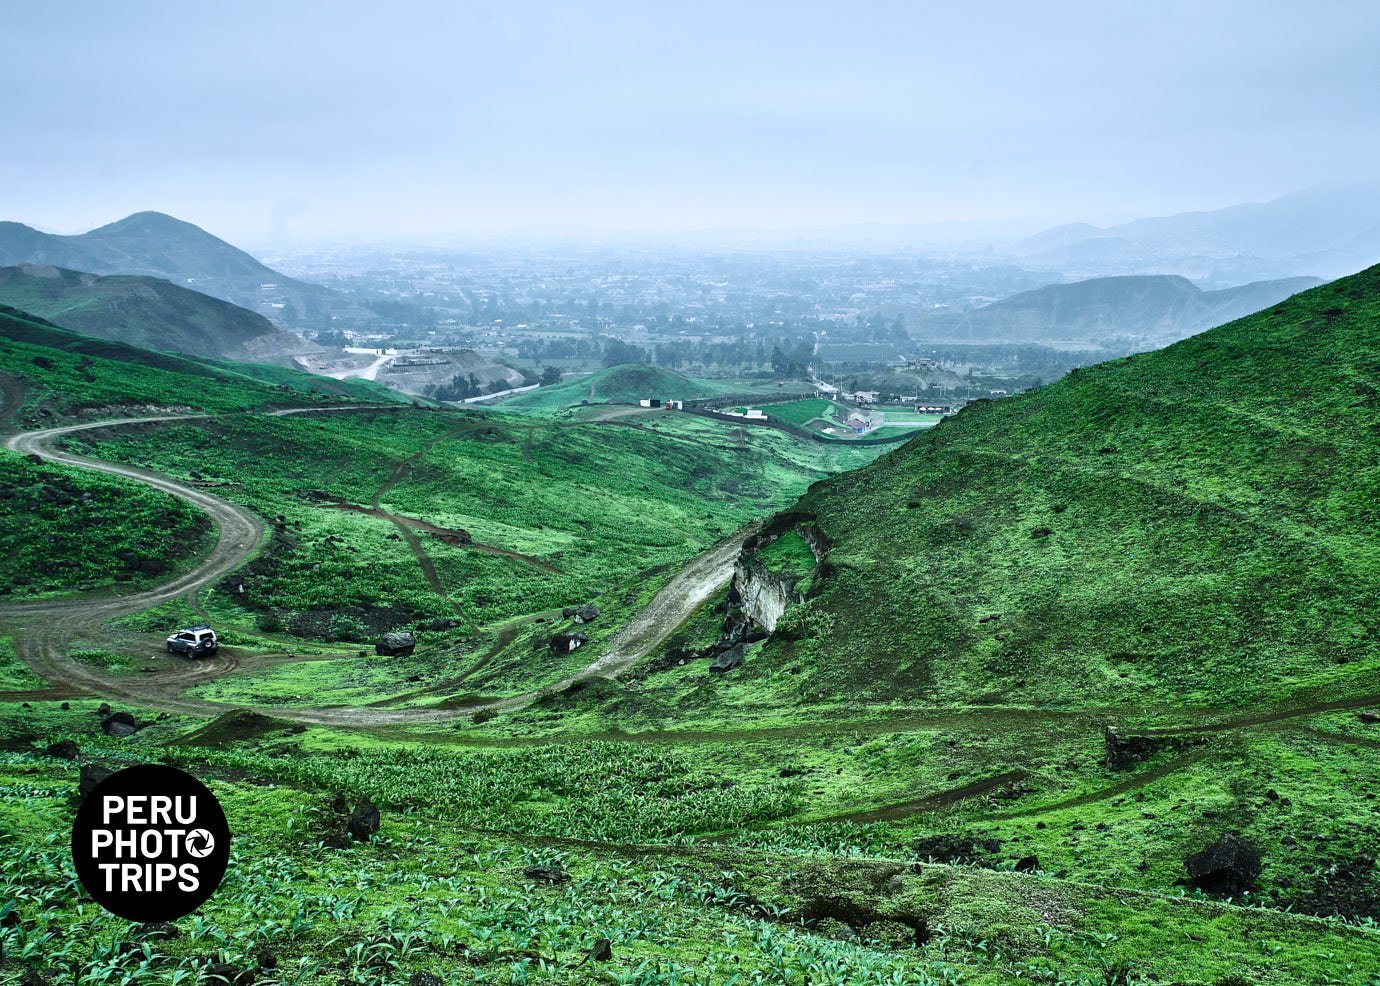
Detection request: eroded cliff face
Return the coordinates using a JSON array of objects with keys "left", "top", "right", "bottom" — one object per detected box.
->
[
  {"left": 732, "top": 556, "right": 802, "bottom": 632},
  {"left": 729, "top": 513, "right": 824, "bottom": 632}
]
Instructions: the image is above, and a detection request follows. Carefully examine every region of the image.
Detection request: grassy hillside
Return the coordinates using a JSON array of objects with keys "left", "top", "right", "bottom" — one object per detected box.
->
[
  {"left": 0, "top": 264, "right": 317, "bottom": 362},
  {"left": 0, "top": 305, "right": 406, "bottom": 423},
  {"left": 4, "top": 276, "right": 1380, "bottom": 984},
  {"left": 498, "top": 363, "right": 736, "bottom": 413},
  {"left": 759, "top": 264, "right": 1380, "bottom": 710}
]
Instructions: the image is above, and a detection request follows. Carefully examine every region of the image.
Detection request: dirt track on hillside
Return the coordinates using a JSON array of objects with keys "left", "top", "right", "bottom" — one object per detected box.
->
[{"left": 0, "top": 409, "right": 747, "bottom": 727}]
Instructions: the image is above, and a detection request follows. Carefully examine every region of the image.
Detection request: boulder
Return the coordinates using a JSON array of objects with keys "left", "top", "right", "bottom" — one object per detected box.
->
[
  {"left": 100, "top": 712, "right": 139, "bottom": 738},
  {"left": 573, "top": 604, "right": 600, "bottom": 625},
  {"left": 709, "top": 644, "right": 744, "bottom": 673},
  {"left": 375, "top": 631, "right": 416, "bottom": 657},
  {"left": 1358, "top": 711, "right": 1380, "bottom": 724},
  {"left": 78, "top": 763, "right": 116, "bottom": 800},
  {"left": 347, "top": 796, "right": 381, "bottom": 841},
  {"left": 44, "top": 739, "right": 81, "bottom": 760},
  {"left": 1104, "top": 726, "right": 1163, "bottom": 770},
  {"left": 587, "top": 938, "right": 613, "bottom": 962},
  {"left": 1185, "top": 833, "right": 1262, "bottom": 896},
  {"left": 549, "top": 631, "right": 587, "bottom": 654},
  {"left": 1013, "top": 854, "right": 1040, "bottom": 873}
]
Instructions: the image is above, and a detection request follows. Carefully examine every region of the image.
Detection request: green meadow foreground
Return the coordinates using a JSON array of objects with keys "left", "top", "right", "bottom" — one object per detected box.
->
[{"left": 2, "top": 271, "right": 1380, "bottom": 985}]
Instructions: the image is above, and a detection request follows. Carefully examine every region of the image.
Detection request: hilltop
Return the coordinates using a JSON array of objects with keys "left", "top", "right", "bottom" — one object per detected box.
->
[
  {"left": 914, "top": 272, "right": 1321, "bottom": 344},
  {"left": 0, "top": 264, "right": 320, "bottom": 362},
  {"left": 498, "top": 362, "right": 737, "bottom": 413},
  {"left": 0, "top": 212, "right": 372, "bottom": 328}
]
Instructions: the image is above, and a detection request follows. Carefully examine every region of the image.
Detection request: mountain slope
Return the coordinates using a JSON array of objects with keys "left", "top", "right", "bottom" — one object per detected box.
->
[
  {"left": 743, "top": 264, "right": 1380, "bottom": 710},
  {"left": 1013, "top": 182, "right": 1380, "bottom": 278},
  {"left": 917, "top": 273, "right": 1321, "bottom": 344},
  {"left": 0, "top": 304, "right": 406, "bottom": 422},
  {"left": 0, "top": 264, "right": 320, "bottom": 362},
  {"left": 0, "top": 212, "right": 372, "bottom": 328}
]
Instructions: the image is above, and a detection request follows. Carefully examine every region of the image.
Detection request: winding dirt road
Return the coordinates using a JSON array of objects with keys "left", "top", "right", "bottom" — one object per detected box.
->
[{"left": 0, "top": 409, "right": 747, "bottom": 727}]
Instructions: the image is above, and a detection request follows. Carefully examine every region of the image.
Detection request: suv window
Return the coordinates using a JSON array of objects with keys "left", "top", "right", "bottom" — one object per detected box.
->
[{"left": 178, "top": 633, "right": 195, "bottom": 641}]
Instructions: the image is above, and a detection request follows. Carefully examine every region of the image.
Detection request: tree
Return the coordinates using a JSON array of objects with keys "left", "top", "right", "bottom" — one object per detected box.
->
[{"left": 539, "top": 366, "right": 563, "bottom": 386}]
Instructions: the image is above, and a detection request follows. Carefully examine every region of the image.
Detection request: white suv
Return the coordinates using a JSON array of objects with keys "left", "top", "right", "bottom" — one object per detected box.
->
[{"left": 166, "top": 625, "right": 218, "bottom": 657}]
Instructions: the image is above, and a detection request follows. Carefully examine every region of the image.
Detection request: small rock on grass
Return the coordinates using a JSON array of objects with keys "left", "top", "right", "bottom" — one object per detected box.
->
[{"left": 522, "top": 863, "right": 570, "bottom": 884}]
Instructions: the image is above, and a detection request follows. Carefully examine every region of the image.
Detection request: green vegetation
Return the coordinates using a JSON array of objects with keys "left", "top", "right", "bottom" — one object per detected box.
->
[
  {"left": 496, "top": 363, "right": 737, "bottom": 414},
  {"left": 765, "top": 397, "right": 845, "bottom": 428},
  {"left": 764, "top": 266, "right": 1380, "bottom": 711},
  {"left": 4, "top": 273, "right": 1380, "bottom": 983},
  {"left": 0, "top": 305, "right": 405, "bottom": 424},
  {"left": 0, "top": 451, "right": 210, "bottom": 598}
]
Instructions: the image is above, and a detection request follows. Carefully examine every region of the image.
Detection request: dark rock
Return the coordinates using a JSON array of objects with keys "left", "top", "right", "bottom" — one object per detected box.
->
[
  {"left": 573, "top": 604, "right": 600, "bottom": 625},
  {"left": 522, "top": 863, "right": 570, "bottom": 884},
  {"left": 206, "top": 962, "right": 252, "bottom": 986},
  {"left": 1358, "top": 711, "right": 1380, "bottom": 724},
  {"left": 548, "top": 631, "right": 587, "bottom": 654},
  {"left": 587, "top": 938, "right": 613, "bottom": 962},
  {"left": 410, "top": 974, "right": 443, "bottom": 986},
  {"left": 347, "top": 797, "right": 380, "bottom": 841},
  {"left": 44, "top": 739, "right": 80, "bottom": 760},
  {"left": 60, "top": 701, "right": 69, "bottom": 710},
  {"left": 1185, "top": 833, "right": 1262, "bottom": 896},
  {"left": 21, "top": 969, "right": 49, "bottom": 986},
  {"left": 257, "top": 952, "right": 277, "bottom": 971},
  {"left": 100, "top": 712, "right": 139, "bottom": 738},
  {"left": 96, "top": 702, "right": 111, "bottom": 717},
  {"left": 709, "top": 644, "right": 744, "bottom": 674},
  {"left": 416, "top": 618, "right": 462, "bottom": 633},
  {"left": 79, "top": 763, "right": 116, "bottom": 800},
  {"left": 375, "top": 631, "right": 416, "bottom": 657},
  {"left": 914, "top": 835, "right": 998, "bottom": 865},
  {"left": 1014, "top": 854, "right": 1040, "bottom": 873},
  {"left": 1103, "top": 726, "right": 1163, "bottom": 770}
]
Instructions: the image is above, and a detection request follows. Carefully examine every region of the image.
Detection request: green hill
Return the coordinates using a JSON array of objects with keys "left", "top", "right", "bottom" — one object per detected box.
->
[
  {"left": 0, "top": 264, "right": 319, "bottom": 362},
  {"left": 498, "top": 363, "right": 735, "bottom": 413},
  {"left": 0, "top": 304, "right": 406, "bottom": 422},
  {"left": 745, "top": 264, "right": 1380, "bottom": 709},
  {"left": 0, "top": 211, "right": 374, "bottom": 328}
]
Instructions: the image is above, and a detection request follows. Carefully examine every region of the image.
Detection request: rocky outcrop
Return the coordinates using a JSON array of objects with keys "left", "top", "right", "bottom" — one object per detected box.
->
[
  {"left": 1185, "top": 833, "right": 1261, "bottom": 895},
  {"left": 375, "top": 631, "right": 416, "bottom": 656},
  {"left": 549, "top": 631, "right": 587, "bottom": 653},
  {"left": 732, "top": 556, "right": 803, "bottom": 633}
]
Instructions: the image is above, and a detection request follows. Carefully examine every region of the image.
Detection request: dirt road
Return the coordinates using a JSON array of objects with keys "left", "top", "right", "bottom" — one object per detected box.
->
[{"left": 0, "top": 410, "right": 747, "bottom": 727}]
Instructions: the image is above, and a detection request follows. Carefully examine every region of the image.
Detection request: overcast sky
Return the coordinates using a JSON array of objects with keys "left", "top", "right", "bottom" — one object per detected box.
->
[{"left": 6, "top": 0, "right": 1380, "bottom": 243}]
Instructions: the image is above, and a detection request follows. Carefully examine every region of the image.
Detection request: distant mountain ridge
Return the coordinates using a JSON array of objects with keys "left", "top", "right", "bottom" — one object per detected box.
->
[
  {"left": 0, "top": 212, "right": 373, "bottom": 328},
  {"left": 915, "top": 273, "right": 1322, "bottom": 344},
  {"left": 0, "top": 264, "right": 321, "bottom": 363},
  {"left": 1012, "top": 182, "right": 1380, "bottom": 280}
]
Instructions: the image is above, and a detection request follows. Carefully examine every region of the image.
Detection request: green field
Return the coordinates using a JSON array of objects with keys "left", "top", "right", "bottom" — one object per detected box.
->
[{"left": 496, "top": 364, "right": 738, "bottom": 415}]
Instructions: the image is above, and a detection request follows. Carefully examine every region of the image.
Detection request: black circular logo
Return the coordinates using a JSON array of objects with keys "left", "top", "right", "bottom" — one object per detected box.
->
[{"left": 71, "top": 764, "right": 231, "bottom": 923}]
